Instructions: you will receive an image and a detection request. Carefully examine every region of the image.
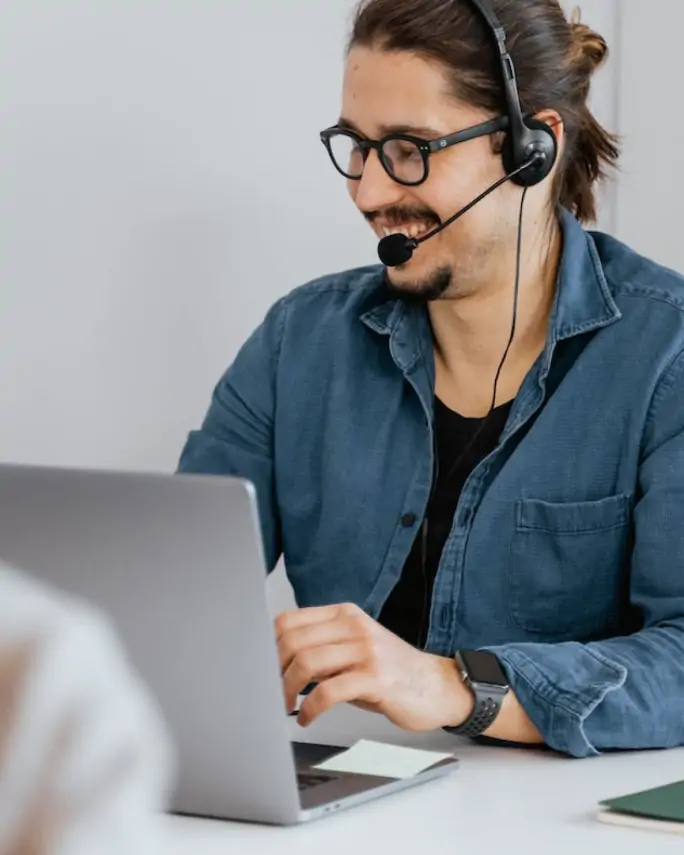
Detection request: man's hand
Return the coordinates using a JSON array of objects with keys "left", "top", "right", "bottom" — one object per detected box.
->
[{"left": 275, "top": 603, "right": 473, "bottom": 730}]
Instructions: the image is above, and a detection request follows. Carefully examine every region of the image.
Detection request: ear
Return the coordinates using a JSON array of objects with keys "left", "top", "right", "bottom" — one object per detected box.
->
[{"left": 533, "top": 109, "right": 564, "bottom": 150}]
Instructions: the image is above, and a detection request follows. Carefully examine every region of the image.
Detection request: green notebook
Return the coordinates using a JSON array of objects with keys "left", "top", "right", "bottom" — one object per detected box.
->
[{"left": 598, "top": 780, "right": 684, "bottom": 836}]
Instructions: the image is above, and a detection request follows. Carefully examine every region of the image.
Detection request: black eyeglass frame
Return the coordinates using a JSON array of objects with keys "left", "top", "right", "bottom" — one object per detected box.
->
[{"left": 320, "top": 115, "right": 509, "bottom": 187}]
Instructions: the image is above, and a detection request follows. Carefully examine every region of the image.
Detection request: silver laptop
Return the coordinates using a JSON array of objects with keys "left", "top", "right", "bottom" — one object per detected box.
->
[{"left": 0, "top": 463, "right": 459, "bottom": 824}]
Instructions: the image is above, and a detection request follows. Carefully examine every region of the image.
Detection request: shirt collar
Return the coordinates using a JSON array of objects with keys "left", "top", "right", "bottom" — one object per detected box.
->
[{"left": 549, "top": 207, "right": 621, "bottom": 343}]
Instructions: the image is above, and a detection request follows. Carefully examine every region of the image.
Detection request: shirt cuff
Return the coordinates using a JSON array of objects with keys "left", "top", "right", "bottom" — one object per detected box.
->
[{"left": 482, "top": 641, "right": 628, "bottom": 758}]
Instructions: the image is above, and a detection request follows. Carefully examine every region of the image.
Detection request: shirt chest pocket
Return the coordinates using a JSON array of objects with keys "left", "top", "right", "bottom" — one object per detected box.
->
[{"left": 508, "top": 493, "right": 632, "bottom": 639}]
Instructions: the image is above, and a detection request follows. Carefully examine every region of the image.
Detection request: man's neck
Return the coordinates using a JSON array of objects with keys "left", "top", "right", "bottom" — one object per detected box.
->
[{"left": 429, "top": 216, "right": 562, "bottom": 417}]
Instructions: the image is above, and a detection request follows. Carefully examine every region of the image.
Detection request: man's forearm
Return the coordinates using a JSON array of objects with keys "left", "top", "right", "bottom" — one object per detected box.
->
[
  {"left": 484, "top": 690, "right": 544, "bottom": 744},
  {"left": 484, "top": 626, "right": 684, "bottom": 758}
]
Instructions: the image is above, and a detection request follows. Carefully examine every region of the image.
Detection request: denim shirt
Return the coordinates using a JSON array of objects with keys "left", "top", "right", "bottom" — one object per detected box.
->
[{"left": 178, "top": 208, "right": 684, "bottom": 758}]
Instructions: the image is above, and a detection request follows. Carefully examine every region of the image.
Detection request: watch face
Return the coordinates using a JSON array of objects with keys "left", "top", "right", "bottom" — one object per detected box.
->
[{"left": 460, "top": 650, "right": 509, "bottom": 687}]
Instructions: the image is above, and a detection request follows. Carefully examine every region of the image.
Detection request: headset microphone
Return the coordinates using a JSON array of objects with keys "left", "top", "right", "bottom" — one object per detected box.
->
[{"left": 377, "top": 152, "right": 544, "bottom": 268}]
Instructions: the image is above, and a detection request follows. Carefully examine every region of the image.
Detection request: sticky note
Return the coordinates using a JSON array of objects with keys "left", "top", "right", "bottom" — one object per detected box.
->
[{"left": 314, "top": 739, "right": 454, "bottom": 780}]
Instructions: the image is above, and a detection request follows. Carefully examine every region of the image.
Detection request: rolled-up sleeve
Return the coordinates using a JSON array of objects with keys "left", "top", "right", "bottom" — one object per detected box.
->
[
  {"left": 486, "top": 349, "right": 684, "bottom": 758},
  {"left": 177, "top": 297, "right": 288, "bottom": 572}
]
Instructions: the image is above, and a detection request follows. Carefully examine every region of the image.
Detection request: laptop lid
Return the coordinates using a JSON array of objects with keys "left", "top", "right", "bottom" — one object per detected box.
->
[{"left": 0, "top": 464, "right": 302, "bottom": 824}]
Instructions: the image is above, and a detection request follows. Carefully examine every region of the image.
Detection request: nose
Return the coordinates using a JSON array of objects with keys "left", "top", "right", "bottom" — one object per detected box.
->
[{"left": 351, "top": 148, "right": 405, "bottom": 214}]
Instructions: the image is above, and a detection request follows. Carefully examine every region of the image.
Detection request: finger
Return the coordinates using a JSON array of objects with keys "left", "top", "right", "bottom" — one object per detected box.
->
[
  {"left": 282, "top": 642, "right": 368, "bottom": 713},
  {"left": 278, "top": 617, "right": 365, "bottom": 674},
  {"left": 297, "top": 672, "right": 377, "bottom": 727},
  {"left": 275, "top": 606, "right": 342, "bottom": 640},
  {"left": 275, "top": 603, "right": 364, "bottom": 642}
]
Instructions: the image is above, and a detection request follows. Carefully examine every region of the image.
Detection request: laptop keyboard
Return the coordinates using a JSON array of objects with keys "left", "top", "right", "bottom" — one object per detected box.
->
[{"left": 297, "top": 772, "right": 337, "bottom": 792}]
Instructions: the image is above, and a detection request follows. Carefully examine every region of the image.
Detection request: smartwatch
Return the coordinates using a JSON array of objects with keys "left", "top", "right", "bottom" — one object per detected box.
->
[{"left": 444, "top": 650, "right": 510, "bottom": 738}]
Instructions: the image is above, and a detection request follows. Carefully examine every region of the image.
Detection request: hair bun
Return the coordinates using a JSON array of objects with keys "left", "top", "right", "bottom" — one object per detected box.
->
[{"left": 568, "top": 7, "right": 609, "bottom": 75}]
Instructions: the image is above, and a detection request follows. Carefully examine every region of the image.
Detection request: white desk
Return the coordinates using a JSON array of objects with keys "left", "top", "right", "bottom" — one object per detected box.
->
[{"left": 166, "top": 703, "right": 684, "bottom": 854}]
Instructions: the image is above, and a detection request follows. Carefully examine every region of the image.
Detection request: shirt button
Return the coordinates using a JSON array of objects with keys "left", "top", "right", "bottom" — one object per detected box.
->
[{"left": 400, "top": 513, "right": 417, "bottom": 528}]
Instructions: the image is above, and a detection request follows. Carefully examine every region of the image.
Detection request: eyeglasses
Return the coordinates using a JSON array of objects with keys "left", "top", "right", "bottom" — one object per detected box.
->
[{"left": 320, "top": 116, "right": 509, "bottom": 187}]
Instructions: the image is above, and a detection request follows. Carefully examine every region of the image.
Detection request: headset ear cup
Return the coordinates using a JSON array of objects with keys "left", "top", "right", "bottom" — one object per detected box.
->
[{"left": 501, "top": 117, "right": 558, "bottom": 188}]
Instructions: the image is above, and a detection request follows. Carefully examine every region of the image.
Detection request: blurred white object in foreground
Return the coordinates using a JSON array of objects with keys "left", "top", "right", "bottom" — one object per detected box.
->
[{"left": 0, "top": 562, "right": 174, "bottom": 855}]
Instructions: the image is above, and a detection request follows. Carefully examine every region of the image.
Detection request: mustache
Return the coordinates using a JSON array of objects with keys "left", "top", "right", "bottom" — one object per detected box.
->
[{"left": 364, "top": 206, "right": 441, "bottom": 229}]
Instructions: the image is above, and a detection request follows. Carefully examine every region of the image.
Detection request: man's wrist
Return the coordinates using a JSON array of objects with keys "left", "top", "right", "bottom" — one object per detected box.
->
[
  {"left": 437, "top": 655, "right": 475, "bottom": 728},
  {"left": 444, "top": 650, "right": 514, "bottom": 738},
  {"left": 433, "top": 652, "right": 543, "bottom": 745}
]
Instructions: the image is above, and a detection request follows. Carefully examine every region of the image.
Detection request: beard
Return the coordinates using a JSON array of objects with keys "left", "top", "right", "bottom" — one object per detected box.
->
[
  {"left": 383, "top": 265, "right": 453, "bottom": 302},
  {"left": 366, "top": 204, "right": 452, "bottom": 302}
]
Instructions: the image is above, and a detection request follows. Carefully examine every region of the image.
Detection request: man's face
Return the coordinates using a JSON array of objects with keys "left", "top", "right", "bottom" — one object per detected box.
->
[{"left": 341, "top": 46, "right": 522, "bottom": 301}]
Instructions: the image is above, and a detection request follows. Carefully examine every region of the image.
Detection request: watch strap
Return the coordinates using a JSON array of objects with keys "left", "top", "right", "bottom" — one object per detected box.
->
[{"left": 444, "top": 692, "right": 504, "bottom": 737}]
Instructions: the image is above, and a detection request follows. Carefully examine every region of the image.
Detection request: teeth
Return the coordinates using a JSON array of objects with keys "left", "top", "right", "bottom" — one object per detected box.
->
[{"left": 382, "top": 224, "right": 430, "bottom": 239}]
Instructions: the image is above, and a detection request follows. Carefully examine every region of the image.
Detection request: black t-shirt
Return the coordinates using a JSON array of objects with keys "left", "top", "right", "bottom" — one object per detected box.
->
[{"left": 378, "top": 397, "right": 513, "bottom": 649}]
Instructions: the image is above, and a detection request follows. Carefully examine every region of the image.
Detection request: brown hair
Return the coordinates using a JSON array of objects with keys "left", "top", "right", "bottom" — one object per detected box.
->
[{"left": 348, "top": 0, "right": 620, "bottom": 224}]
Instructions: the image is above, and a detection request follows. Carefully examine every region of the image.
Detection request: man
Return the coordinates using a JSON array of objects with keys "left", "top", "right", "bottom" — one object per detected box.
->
[
  {"left": 0, "top": 564, "right": 173, "bottom": 854},
  {"left": 179, "top": 0, "right": 684, "bottom": 759}
]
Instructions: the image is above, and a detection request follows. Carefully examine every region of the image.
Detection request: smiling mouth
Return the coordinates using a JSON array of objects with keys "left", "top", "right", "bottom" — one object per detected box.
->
[{"left": 380, "top": 222, "right": 437, "bottom": 241}]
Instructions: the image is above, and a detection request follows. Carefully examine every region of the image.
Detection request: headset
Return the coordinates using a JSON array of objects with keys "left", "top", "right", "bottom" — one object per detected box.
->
[
  {"left": 468, "top": 0, "right": 557, "bottom": 187},
  {"left": 376, "top": 0, "right": 559, "bottom": 268}
]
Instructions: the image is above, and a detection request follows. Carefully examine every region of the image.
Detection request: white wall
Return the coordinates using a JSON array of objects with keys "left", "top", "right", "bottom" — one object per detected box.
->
[
  {"left": 0, "top": 0, "right": 373, "bottom": 472},
  {"left": 0, "top": 0, "right": 620, "bottom": 477},
  {"left": 561, "top": 0, "right": 620, "bottom": 234},
  {"left": 613, "top": 1, "right": 682, "bottom": 271}
]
